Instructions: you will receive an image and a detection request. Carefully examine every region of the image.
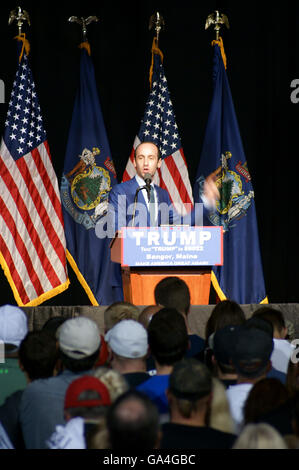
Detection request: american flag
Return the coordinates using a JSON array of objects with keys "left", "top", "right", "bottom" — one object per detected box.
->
[
  {"left": 123, "top": 48, "right": 193, "bottom": 215},
  {"left": 0, "top": 47, "right": 69, "bottom": 306}
]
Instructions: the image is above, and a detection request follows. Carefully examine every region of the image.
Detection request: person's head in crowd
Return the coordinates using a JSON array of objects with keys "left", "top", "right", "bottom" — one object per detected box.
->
[
  {"left": 104, "top": 302, "right": 140, "bottom": 332},
  {"left": 205, "top": 300, "right": 246, "bottom": 345},
  {"left": 147, "top": 308, "right": 188, "bottom": 372},
  {"left": 167, "top": 358, "right": 212, "bottom": 426},
  {"left": 86, "top": 368, "right": 129, "bottom": 449},
  {"left": 64, "top": 375, "right": 111, "bottom": 422},
  {"left": 42, "top": 316, "right": 68, "bottom": 339},
  {"left": 57, "top": 317, "right": 101, "bottom": 373},
  {"left": 106, "top": 390, "right": 160, "bottom": 450},
  {"left": 286, "top": 361, "right": 299, "bottom": 398},
  {"left": 105, "top": 320, "right": 148, "bottom": 373},
  {"left": 0, "top": 304, "right": 28, "bottom": 355},
  {"left": 18, "top": 330, "right": 58, "bottom": 382},
  {"left": 253, "top": 306, "right": 287, "bottom": 339},
  {"left": 244, "top": 315, "right": 274, "bottom": 338},
  {"left": 232, "top": 423, "right": 288, "bottom": 449},
  {"left": 231, "top": 327, "right": 273, "bottom": 383},
  {"left": 209, "top": 377, "right": 234, "bottom": 434},
  {"left": 154, "top": 277, "right": 190, "bottom": 317},
  {"left": 93, "top": 367, "right": 129, "bottom": 402},
  {"left": 211, "top": 325, "right": 240, "bottom": 378},
  {"left": 138, "top": 305, "right": 161, "bottom": 330},
  {"left": 243, "top": 378, "right": 289, "bottom": 426}
]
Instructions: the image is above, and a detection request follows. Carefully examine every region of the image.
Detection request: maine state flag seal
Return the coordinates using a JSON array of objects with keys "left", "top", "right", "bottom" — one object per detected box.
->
[
  {"left": 61, "top": 146, "right": 113, "bottom": 230},
  {"left": 198, "top": 151, "right": 254, "bottom": 232}
]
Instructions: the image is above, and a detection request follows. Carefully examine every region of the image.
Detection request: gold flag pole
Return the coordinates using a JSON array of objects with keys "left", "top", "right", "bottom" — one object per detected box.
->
[
  {"left": 8, "top": 6, "right": 30, "bottom": 35},
  {"left": 149, "top": 11, "right": 165, "bottom": 46},
  {"left": 68, "top": 15, "right": 99, "bottom": 42},
  {"left": 205, "top": 10, "right": 229, "bottom": 40}
]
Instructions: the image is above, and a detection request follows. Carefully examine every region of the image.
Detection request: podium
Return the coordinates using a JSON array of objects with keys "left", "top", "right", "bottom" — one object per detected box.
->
[{"left": 110, "top": 226, "right": 223, "bottom": 306}]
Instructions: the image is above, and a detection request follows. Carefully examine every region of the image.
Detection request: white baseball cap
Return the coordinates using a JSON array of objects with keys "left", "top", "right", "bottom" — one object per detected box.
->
[
  {"left": 0, "top": 304, "right": 28, "bottom": 347},
  {"left": 105, "top": 320, "right": 148, "bottom": 359},
  {"left": 58, "top": 317, "right": 101, "bottom": 359}
]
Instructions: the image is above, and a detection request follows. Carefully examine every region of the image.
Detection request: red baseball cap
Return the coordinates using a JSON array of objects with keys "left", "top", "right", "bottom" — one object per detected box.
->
[{"left": 64, "top": 375, "right": 111, "bottom": 409}]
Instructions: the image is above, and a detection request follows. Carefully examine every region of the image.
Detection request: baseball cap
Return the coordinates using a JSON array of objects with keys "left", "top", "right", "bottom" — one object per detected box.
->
[
  {"left": 213, "top": 325, "right": 240, "bottom": 365},
  {"left": 232, "top": 327, "right": 274, "bottom": 378},
  {"left": 169, "top": 358, "right": 212, "bottom": 401},
  {"left": 58, "top": 317, "right": 101, "bottom": 359},
  {"left": 0, "top": 304, "right": 28, "bottom": 348},
  {"left": 64, "top": 376, "right": 111, "bottom": 409},
  {"left": 105, "top": 320, "right": 148, "bottom": 359}
]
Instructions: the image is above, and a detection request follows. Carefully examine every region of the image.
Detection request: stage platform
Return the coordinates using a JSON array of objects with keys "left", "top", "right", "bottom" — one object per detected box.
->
[{"left": 21, "top": 304, "right": 299, "bottom": 341}]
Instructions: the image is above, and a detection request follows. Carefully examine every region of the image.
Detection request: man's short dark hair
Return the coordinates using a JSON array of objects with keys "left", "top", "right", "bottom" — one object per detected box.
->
[
  {"left": 18, "top": 330, "right": 58, "bottom": 381},
  {"left": 154, "top": 277, "right": 190, "bottom": 315},
  {"left": 252, "top": 307, "right": 286, "bottom": 334},
  {"left": 42, "top": 316, "right": 68, "bottom": 338},
  {"left": 147, "top": 307, "right": 188, "bottom": 365},
  {"left": 134, "top": 141, "right": 161, "bottom": 160},
  {"left": 106, "top": 390, "right": 160, "bottom": 449},
  {"left": 59, "top": 347, "right": 100, "bottom": 373},
  {"left": 205, "top": 300, "right": 246, "bottom": 341}
]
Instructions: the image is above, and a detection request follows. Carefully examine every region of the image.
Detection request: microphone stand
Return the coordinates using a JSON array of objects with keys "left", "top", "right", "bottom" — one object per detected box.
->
[{"left": 131, "top": 185, "right": 149, "bottom": 227}]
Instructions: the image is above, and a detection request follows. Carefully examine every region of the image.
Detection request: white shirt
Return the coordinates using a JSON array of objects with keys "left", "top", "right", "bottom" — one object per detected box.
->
[
  {"left": 46, "top": 417, "right": 85, "bottom": 449},
  {"left": 135, "top": 175, "right": 157, "bottom": 223},
  {"left": 226, "top": 383, "right": 253, "bottom": 434},
  {"left": 271, "top": 339, "right": 295, "bottom": 374},
  {"left": 0, "top": 422, "right": 14, "bottom": 449}
]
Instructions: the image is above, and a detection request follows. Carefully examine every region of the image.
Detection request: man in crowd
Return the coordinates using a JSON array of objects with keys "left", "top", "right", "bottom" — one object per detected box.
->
[
  {"left": 137, "top": 308, "right": 189, "bottom": 416},
  {"left": 226, "top": 326, "right": 274, "bottom": 433},
  {"left": 105, "top": 319, "right": 150, "bottom": 388},
  {"left": 161, "top": 358, "right": 236, "bottom": 448},
  {"left": 154, "top": 276, "right": 205, "bottom": 357},
  {"left": 106, "top": 390, "right": 161, "bottom": 450},
  {"left": 0, "top": 304, "right": 28, "bottom": 405},
  {"left": 19, "top": 316, "right": 102, "bottom": 448}
]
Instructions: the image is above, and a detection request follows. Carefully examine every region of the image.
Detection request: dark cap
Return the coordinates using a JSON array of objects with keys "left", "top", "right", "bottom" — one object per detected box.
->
[
  {"left": 213, "top": 325, "right": 240, "bottom": 365},
  {"left": 232, "top": 327, "right": 274, "bottom": 378},
  {"left": 169, "top": 358, "right": 212, "bottom": 401}
]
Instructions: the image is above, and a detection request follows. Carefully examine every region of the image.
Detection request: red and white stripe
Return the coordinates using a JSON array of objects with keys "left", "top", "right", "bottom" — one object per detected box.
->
[
  {"left": 123, "top": 136, "right": 194, "bottom": 216},
  {"left": 0, "top": 139, "right": 68, "bottom": 305}
]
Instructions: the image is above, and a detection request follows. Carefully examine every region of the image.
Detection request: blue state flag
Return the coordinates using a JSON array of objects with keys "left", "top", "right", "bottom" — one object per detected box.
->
[
  {"left": 194, "top": 39, "right": 267, "bottom": 304},
  {"left": 60, "top": 42, "right": 122, "bottom": 305}
]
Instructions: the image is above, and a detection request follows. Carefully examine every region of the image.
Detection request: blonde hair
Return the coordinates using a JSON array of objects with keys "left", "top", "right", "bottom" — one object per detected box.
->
[
  {"left": 209, "top": 377, "right": 234, "bottom": 434},
  {"left": 87, "top": 368, "right": 128, "bottom": 449},
  {"left": 104, "top": 302, "right": 140, "bottom": 332},
  {"left": 233, "top": 423, "right": 288, "bottom": 449},
  {"left": 86, "top": 416, "right": 109, "bottom": 449},
  {"left": 93, "top": 367, "right": 129, "bottom": 402}
]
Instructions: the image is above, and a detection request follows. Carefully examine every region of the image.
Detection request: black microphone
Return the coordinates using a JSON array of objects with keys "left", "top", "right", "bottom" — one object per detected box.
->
[{"left": 143, "top": 173, "right": 152, "bottom": 202}]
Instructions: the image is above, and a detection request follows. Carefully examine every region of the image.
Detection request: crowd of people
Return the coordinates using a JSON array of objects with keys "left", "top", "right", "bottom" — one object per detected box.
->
[{"left": 0, "top": 276, "right": 298, "bottom": 450}]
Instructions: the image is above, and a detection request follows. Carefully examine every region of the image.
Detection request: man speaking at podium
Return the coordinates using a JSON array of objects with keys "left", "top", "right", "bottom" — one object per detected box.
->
[{"left": 108, "top": 141, "right": 219, "bottom": 231}]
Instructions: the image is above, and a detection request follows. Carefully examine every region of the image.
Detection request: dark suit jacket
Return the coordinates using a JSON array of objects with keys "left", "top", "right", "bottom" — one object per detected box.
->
[
  {"left": 108, "top": 176, "right": 178, "bottom": 231},
  {"left": 108, "top": 176, "right": 208, "bottom": 231}
]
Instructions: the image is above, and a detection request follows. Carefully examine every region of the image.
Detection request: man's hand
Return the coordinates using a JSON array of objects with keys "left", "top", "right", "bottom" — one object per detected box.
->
[{"left": 203, "top": 168, "right": 221, "bottom": 208}]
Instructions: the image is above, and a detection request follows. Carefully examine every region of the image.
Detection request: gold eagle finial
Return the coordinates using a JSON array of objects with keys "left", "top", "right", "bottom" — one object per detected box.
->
[
  {"left": 149, "top": 11, "right": 165, "bottom": 45},
  {"left": 205, "top": 10, "right": 229, "bottom": 40},
  {"left": 68, "top": 16, "right": 99, "bottom": 41},
  {"left": 8, "top": 6, "right": 31, "bottom": 35}
]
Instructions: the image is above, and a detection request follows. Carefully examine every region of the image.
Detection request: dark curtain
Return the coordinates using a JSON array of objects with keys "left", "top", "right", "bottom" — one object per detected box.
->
[{"left": 0, "top": 0, "right": 298, "bottom": 304}]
